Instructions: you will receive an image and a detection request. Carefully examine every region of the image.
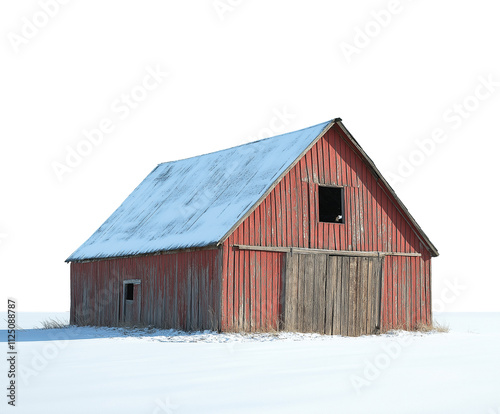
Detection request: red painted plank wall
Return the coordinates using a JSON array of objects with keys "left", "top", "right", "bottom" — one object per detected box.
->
[
  {"left": 220, "top": 245, "right": 284, "bottom": 332},
  {"left": 230, "top": 125, "right": 429, "bottom": 253},
  {"left": 70, "top": 249, "right": 221, "bottom": 330},
  {"left": 221, "top": 124, "right": 432, "bottom": 331},
  {"left": 382, "top": 253, "right": 431, "bottom": 330}
]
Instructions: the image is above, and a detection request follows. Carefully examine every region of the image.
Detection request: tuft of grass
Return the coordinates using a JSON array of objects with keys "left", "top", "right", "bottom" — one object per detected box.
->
[
  {"left": 396, "top": 321, "right": 450, "bottom": 333},
  {"left": 382, "top": 320, "right": 450, "bottom": 334},
  {"left": 39, "top": 317, "right": 69, "bottom": 329},
  {"left": 431, "top": 320, "right": 450, "bottom": 333},
  {"left": 412, "top": 320, "right": 450, "bottom": 333}
]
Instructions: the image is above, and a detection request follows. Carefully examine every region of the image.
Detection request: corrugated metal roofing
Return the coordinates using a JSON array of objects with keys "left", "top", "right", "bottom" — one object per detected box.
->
[{"left": 66, "top": 120, "right": 332, "bottom": 262}]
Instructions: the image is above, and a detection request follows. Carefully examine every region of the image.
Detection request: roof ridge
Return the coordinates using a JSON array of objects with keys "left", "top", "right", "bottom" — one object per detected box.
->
[{"left": 157, "top": 119, "right": 334, "bottom": 166}]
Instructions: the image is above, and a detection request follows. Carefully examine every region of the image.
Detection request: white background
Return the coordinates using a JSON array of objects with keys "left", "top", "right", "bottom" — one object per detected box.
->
[{"left": 1, "top": 0, "right": 499, "bottom": 312}]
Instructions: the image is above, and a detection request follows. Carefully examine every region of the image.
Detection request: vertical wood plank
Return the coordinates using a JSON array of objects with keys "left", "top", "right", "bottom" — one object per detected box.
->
[
  {"left": 303, "top": 254, "right": 314, "bottom": 332},
  {"left": 334, "top": 255, "right": 342, "bottom": 335},
  {"left": 272, "top": 252, "right": 279, "bottom": 330},
  {"left": 340, "top": 257, "right": 348, "bottom": 336},
  {"left": 315, "top": 254, "right": 327, "bottom": 333},
  {"left": 255, "top": 251, "right": 261, "bottom": 331},
  {"left": 250, "top": 251, "right": 256, "bottom": 332},
  {"left": 359, "top": 257, "right": 368, "bottom": 335},
  {"left": 325, "top": 255, "right": 335, "bottom": 335},
  {"left": 291, "top": 253, "right": 299, "bottom": 331},
  {"left": 297, "top": 254, "right": 306, "bottom": 331}
]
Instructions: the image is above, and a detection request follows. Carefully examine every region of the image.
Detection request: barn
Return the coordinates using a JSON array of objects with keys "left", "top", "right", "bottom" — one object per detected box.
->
[{"left": 66, "top": 118, "right": 438, "bottom": 336}]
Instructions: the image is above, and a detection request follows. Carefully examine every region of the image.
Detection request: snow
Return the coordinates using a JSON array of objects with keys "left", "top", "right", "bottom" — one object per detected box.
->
[
  {"left": 1, "top": 312, "right": 499, "bottom": 413},
  {"left": 66, "top": 121, "right": 332, "bottom": 262}
]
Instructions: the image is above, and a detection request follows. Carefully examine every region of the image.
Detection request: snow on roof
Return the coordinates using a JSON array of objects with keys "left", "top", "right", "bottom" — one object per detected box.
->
[{"left": 67, "top": 120, "right": 332, "bottom": 262}]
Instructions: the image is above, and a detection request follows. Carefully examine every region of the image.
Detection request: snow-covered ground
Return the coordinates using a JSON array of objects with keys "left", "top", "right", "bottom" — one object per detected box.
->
[{"left": 1, "top": 312, "right": 499, "bottom": 413}]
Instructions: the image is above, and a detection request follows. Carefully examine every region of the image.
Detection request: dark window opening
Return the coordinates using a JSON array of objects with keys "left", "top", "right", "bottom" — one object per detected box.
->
[
  {"left": 319, "top": 186, "right": 344, "bottom": 223},
  {"left": 125, "top": 283, "right": 134, "bottom": 301}
]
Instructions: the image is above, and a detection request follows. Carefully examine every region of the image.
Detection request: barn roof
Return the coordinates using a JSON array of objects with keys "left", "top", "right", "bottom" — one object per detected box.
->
[
  {"left": 67, "top": 119, "right": 438, "bottom": 262},
  {"left": 66, "top": 120, "right": 332, "bottom": 262}
]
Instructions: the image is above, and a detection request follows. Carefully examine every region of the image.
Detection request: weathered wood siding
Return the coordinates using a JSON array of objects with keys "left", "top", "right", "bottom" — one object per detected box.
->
[
  {"left": 282, "top": 253, "right": 383, "bottom": 336},
  {"left": 219, "top": 246, "right": 284, "bottom": 332},
  {"left": 70, "top": 124, "right": 433, "bottom": 334},
  {"left": 228, "top": 124, "right": 427, "bottom": 253},
  {"left": 221, "top": 124, "right": 433, "bottom": 332},
  {"left": 382, "top": 253, "right": 432, "bottom": 330},
  {"left": 70, "top": 249, "right": 221, "bottom": 330}
]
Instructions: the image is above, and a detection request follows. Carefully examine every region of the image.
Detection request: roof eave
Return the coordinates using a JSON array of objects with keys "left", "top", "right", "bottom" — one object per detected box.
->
[
  {"left": 216, "top": 118, "right": 339, "bottom": 247},
  {"left": 65, "top": 243, "right": 221, "bottom": 263},
  {"left": 335, "top": 120, "right": 439, "bottom": 257}
]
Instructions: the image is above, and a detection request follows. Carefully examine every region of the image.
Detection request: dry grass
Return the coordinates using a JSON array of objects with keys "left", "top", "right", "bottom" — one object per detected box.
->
[
  {"left": 383, "top": 320, "right": 449, "bottom": 334},
  {"left": 39, "top": 317, "right": 69, "bottom": 329},
  {"left": 415, "top": 320, "right": 449, "bottom": 333}
]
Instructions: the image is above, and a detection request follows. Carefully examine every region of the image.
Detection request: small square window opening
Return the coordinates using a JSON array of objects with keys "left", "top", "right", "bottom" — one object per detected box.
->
[
  {"left": 319, "top": 186, "right": 344, "bottom": 223},
  {"left": 125, "top": 283, "right": 134, "bottom": 301}
]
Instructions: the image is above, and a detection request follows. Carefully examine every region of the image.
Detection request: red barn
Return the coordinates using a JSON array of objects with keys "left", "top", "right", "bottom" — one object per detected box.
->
[{"left": 67, "top": 118, "right": 438, "bottom": 336}]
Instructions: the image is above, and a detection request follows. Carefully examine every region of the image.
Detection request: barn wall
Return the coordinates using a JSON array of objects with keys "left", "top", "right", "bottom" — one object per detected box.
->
[
  {"left": 381, "top": 253, "right": 432, "bottom": 331},
  {"left": 222, "top": 124, "right": 433, "bottom": 332},
  {"left": 70, "top": 249, "right": 221, "bottom": 330},
  {"left": 229, "top": 124, "right": 429, "bottom": 254},
  {"left": 220, "top": 245, "right": 284, "bottom": 332}
]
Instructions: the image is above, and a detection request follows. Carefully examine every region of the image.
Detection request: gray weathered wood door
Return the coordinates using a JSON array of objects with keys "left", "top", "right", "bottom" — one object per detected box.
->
[
  {"left": 122, "top": 280, "right": 141, "bottom": 326},
  {"left": 282, "top": 253, "right": 383, "bottom": 336}
]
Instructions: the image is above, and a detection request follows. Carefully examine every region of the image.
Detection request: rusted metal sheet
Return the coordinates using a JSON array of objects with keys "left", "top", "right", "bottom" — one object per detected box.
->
[{"left": 70, "top": 249, "right": 221, "bottom": 330}]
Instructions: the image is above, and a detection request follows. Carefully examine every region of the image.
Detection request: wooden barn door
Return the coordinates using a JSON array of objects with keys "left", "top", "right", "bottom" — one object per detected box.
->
[
  {"left": 282, "top": 253, "right": 383, "bottom": 336},
  {"left": 122, "top": 280, "right": 141, "bottom": 326}
]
